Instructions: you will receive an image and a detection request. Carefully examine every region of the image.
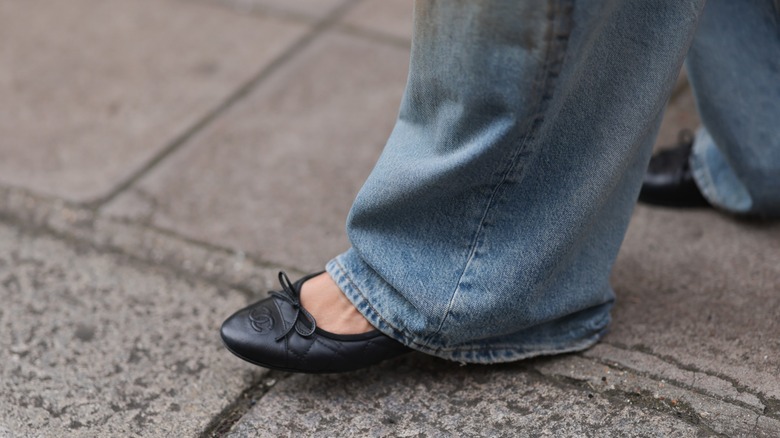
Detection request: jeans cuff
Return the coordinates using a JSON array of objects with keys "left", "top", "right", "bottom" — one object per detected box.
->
[
  {"left": 327, "top": 248, "right": 613, "bottom": 364},
  {"left": 690, "top": 126, "right": 753, "bottom": 214}
]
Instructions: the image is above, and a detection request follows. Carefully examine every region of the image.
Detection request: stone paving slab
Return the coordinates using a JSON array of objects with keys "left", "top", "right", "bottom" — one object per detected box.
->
[
  {"left": 0, "top": 222, "right": 264, "bottom": 437},
  {"left": 226, "top": 354, "right": 701, "bottom": 437},
  {"left": 609, "top": 206, "right": 780, "bottom": 402},
  {"left": 0, "top": 185, "right": 288, "bottom": 298},
  {"left": 535, "top": 354, "right": 780, "bottom": 437},
  {"left": 586, "top": 343, "right": 764, "bottom": 411},
  {"left": 0, "top": 0, "right": 307, "bottom": 203},
  {"left": 103, "top": 31, "right": 410, "bottom": 272},
  {"left": 341, "top": 0, "right": 414, "bottom": 42}
]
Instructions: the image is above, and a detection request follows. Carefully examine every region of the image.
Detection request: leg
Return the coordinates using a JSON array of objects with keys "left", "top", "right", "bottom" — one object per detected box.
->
[
  {"left": 327, "top": 0, "right": 707, "bottom": 363},
  {"left": 687, "top": 0, "right": 780, "bottom": 217}
]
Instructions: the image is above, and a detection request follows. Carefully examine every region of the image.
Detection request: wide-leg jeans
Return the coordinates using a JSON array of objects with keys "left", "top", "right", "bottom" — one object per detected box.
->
[{"left": 326, "top": 0, "right": 780, "bottom": 363}]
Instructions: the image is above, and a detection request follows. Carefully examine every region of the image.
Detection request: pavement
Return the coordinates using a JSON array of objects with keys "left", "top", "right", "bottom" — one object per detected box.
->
[{"left": 1, "top": 0, "right": 778, "bottom": 436}]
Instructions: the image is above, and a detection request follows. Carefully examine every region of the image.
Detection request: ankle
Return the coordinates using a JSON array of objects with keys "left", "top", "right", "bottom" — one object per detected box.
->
[{"left": 300, "top": 272, "right": 374, "bottom": 335}]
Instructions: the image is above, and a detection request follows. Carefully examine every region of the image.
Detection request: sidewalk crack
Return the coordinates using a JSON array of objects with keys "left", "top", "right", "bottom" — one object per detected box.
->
[
  {"left": 88, "top": 0, "right": 363, "bottom": 209},
  {"left": 199, "top": 370, "right": 291, "bottom": 438},
  {"left": 599, "top": 341, "right": 780, "bottom": 420}
]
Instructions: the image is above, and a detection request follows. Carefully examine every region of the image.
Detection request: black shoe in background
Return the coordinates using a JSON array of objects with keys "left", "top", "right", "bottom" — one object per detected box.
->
[{"left": 639, "top": 130, "right": 711, "bottom": 208}]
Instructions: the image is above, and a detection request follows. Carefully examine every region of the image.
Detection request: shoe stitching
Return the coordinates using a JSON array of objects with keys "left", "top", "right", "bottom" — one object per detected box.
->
[
  {"left": 360, "top": 340, "right": 377, "bottom": 358},
  {"left": 288, "top": 337, "right": 317, "bottom": 361},
  {"left": 271, "top": 297, "right": 290, "bottom": 337},
  {"left": 313, "top": 337, "right": 350, "bottom": 359}
]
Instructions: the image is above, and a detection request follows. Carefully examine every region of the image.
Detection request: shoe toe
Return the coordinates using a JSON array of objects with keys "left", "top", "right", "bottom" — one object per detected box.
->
[
  {"left": 220, "top": 271, "right": 412, "bottom": 373},
  {"left": 220, "top": 299, "right": 287, "bottom": 369}
]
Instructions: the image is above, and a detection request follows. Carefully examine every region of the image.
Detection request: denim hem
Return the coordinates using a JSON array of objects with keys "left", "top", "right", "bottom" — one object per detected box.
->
[
  {"left": 689, "top": 127, "right": 753, "bottom": 215},
  {"left": 326, "top": 253, "right": 612, "bottom": 364},
  {"left": 435, "top": 329, "right": 609, "bottom": 365},
  {"left": 430, "top": 0, "right": 576, "bottom": 343},
  {"left": 689, "top": 128, "right": 731, "bottom": 211}
]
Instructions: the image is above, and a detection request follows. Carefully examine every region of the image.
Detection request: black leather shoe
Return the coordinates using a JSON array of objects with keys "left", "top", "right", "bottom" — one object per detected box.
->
[
  {"left": 220, "top": 271, "right": 411, "bottom": 373},
  {"left": 639, "top": 130, "right": 710, "bottom": 208}
]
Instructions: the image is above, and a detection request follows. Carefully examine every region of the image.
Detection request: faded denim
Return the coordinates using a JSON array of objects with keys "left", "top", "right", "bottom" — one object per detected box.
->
[
  {"left": 687, "top": 0, "right": 780, "bottom": 217},
  {"left": 325, "top": 0, "right": 777, "bottom": 363}
]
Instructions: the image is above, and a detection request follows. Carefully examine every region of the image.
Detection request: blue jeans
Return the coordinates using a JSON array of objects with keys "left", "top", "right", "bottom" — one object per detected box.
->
[
  {"left": 326, "top": 0, "right": 780, "bottom": 363},
  {"left": 688, "top": 1, "right": 780, "bottom": 217}
]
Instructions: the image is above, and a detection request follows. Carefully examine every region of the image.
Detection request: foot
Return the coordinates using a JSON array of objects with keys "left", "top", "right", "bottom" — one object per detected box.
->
[
  {"left": 639, "top": 130, "right": 710, "bottom": 208},
  {"left": 299, "top": 271, "right": 374, "bottom": 335},
  {"left": 220, "top": 272, "right": 410, "bottom": 373}
]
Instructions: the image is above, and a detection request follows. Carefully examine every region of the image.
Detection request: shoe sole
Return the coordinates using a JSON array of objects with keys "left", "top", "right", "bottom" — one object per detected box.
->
[{"left": 219, "top": 335, "right": 407, "bottom": 374}]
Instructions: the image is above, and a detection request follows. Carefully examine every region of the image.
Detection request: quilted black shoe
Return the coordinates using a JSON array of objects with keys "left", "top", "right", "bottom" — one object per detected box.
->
[
  {"left": 220, "top": 271, "right": 411, "bottom": 373},
  {"left": 639, "top": 130, "right": 710, "bottom": 208}
]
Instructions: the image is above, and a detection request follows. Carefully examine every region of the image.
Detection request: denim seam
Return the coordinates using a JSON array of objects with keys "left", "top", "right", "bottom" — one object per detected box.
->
[{"left": 428, "top": 0, "right": 576, "bottom": 343}]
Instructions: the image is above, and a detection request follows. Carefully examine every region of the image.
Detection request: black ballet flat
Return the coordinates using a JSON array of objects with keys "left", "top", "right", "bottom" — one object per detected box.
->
[
  {"left": 639, "top": 130, "right": 710, "bottom": 208},
  {"left": 220, "top": 271, "right": 410, "bottom": 373}
]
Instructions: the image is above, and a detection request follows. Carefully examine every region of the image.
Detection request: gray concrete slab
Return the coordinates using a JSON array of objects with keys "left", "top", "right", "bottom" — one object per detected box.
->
[
  {"left": 535, "top": 354, "right": 780, "bottom": 437},
  {"left": 103, "top": 32, "right": 410, "bottom": 272},
  {"left": 0, "top": 185, "right": 289, "bottom": 297},
  {"left": 341, "top": 0, "right": 414, "bottom": 42},
  {"left": 0, "top": 0, "right": 307, "bottom": 203},
  {"left": 226, "top": 354, "right": 700, "bottom": 437},
  {"left": 607, "top": 206, "right": 780, "bottom": 402},
  {"left": 0, "top": 222, "right": 264, "bottom": 436}
]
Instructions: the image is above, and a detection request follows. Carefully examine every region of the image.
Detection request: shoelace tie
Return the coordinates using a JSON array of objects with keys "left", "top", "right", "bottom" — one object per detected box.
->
[{"left": 270, "top": 271, "right": 317, "bottom": 341}]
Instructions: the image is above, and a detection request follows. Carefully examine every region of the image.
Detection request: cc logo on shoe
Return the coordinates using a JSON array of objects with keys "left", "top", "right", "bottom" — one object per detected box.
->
[{"left": 248, "top": 307, "right": 274, "bottom": 333}]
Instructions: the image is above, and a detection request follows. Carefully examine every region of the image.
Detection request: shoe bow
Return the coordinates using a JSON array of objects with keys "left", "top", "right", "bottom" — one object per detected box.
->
[{"left": 270, "top": 271, "right": 317, "bottom": 341}]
